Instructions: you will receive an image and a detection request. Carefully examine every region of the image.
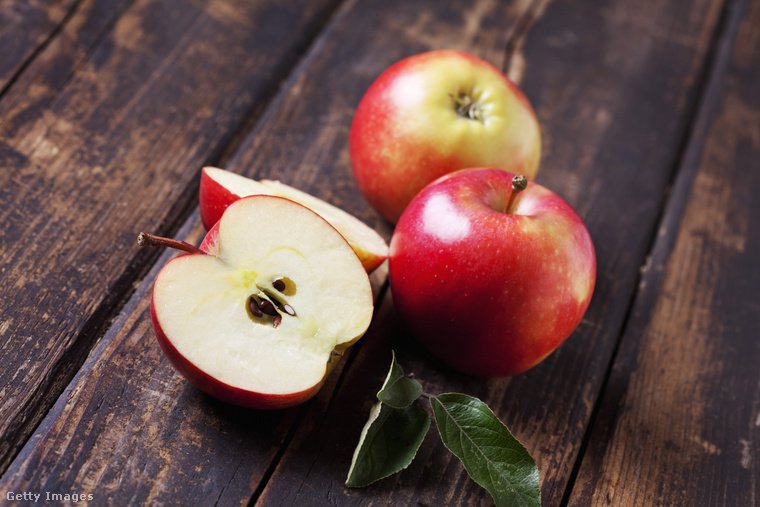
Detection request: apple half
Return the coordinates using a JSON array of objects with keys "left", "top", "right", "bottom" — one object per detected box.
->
[
  {"left": 149, "top": 195, "right": 374, "bottom": 409},
  {"left": 199, "top": 166, "right": 388, "bottom": 273}
]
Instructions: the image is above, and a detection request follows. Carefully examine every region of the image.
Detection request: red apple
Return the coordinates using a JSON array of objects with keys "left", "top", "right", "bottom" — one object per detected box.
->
[
  {"left": 199, "top": 166, "right": 388, "bottom": 273},
  {"left": 388, "top": 169, "right": 595, "bottom": 376},
  {"left": 139, "top": 195, "right": 374, "bottom": 409},
  {"left": 350, "top": 50, "right": 541, "bottom": 223}
]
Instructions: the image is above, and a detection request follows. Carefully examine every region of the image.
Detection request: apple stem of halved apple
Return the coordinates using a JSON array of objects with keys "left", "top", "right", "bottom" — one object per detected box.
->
[
  {"left": 137, "top": 232, "right": 205, "bottom": 255},
  {"left": 504, "top": 174, "right": 528, "bottom": 214},
  {"left": 137, "top": 230, "right": 300, "bottom": 330}
]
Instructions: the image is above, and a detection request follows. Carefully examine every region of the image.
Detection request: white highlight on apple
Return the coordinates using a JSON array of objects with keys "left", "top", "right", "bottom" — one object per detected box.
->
[
  {"left": 390, "top": 73, "right": 427, "bottom": 109},
  {"left": 422, "top": 194, "right": 470, "bottom": 242}
]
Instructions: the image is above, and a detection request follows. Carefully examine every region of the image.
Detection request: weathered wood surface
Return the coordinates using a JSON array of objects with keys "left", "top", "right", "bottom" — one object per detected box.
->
[
  {"left": 0, "top": 0, "right": 757, "bottom": 505},
  {"left": 253, "top": 0, "right": 735, "bottom": 504},
  {"left": 0, "top": 0, "right": 344, "bottom": 473},
  {"left": 569, "top": 0, "right": 760, "bottom": 504},
  {"left": 0, "top": 0, "right": 77, "bottom": 91}
]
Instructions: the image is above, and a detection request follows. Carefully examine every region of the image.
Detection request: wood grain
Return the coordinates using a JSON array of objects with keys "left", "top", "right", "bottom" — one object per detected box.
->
[
  {"left": 253, "top": 0, "right": 729, "bottom": 504},
  {"left": 0, "top": 0, "right": 77, "bottom": 91},
  {"left": 226, "top": 0, "right": 535, "bottom": 226},
  {"left": 569, "top": 0, "right": 760, "bottom": 503},
  {"left": 256, "top": 292, "right": 509, "bottom": 506},
  {"left": 2, "top": 221, "right": 300, "bottom": 506},
  {"left": 0, "top": 211, "right": 388, "bottom": 504},
  {"left": 0, "top": 0, "right": 750, "bottom": 505},
  {"left": 0, "top": 0, "right": 344, "bottom": 472}
]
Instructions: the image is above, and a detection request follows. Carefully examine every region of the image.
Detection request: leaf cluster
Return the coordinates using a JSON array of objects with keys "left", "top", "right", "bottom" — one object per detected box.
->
[{"left": 346, "top": 353, "right": 541, "bottom": 507}]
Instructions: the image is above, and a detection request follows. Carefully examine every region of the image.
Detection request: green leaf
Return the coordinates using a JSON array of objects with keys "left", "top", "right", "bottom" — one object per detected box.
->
[
  {"left": 376, "top": 351, "right": 423, "bottom": 408},
  {"left": 430, "top": 393, "right": 541, "bottom": 507},
  {"left": 345, "top": 401, "right": 430, "bottom": 488}
]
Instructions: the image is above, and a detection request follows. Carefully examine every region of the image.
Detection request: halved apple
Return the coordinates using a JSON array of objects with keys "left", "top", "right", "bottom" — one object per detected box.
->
[
  {"left": 199, "top": 166, "right": 388, "bottom": 273},
  {"left": 147, "top": 195, "right": 374, "bottom": 409}
]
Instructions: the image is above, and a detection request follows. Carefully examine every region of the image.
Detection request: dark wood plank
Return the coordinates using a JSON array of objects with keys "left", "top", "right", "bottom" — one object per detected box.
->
[
  {"left": 568, "top": 0, "right": 760, "bottom": 503},
  {"left": 0, "top": 0, "right": 77, "bottom": 91},
  {"left": 1, "top": 220, "right": 295, "bottom": 506},
  {"left": 0, "top": 0, "right": 344, "bottom": 472},
  {"left": 1, "top": 0, "right": 531, "bottom": 501},
  {"left": 0, "top": 0, "right": 732, "bottom": 505},
  {"left": 0, "top": 0, "right": 133, "bottom": 117},
  {"left": 256, "top": 294, "right": 511, "bottom": 506},
  {"left": 0, "top": 212, "right": 388, "bottom": 505},
  {"left": 251, "top": 0, "right": 731, "bottom": 504}
]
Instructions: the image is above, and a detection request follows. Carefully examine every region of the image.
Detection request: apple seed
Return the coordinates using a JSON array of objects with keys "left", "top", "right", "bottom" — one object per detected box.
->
[
  {"left": 271, "top": 276, "right": 296, "bottom": 296},
  {"left": 259, "top": 299, "right": 278, "bottom": 316},
  {"left": 264, "top": 290, "right": 297, "bottom": 317},
  {"left": 248, "top": 296, "right": 264, "bottom": 318}
]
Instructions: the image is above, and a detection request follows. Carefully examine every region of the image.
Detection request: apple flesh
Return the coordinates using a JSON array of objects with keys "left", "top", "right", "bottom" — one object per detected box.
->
[
  {"left": 389, "top": 169, "right": 595, "bottom": 377},
  {"left": 147, "top": 195, "right": 374, "bottom": 409},
  {"left": 350, "top": 50, "right": 542, "bottom": 223},
  {"left": 199, "top": 166, "right": 388, "bottom": 273}
]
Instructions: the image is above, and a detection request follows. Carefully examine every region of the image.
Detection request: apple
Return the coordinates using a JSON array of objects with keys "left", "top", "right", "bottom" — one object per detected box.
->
[
  {"left": 138, "top": 195, "right": 374, "bottom": 409},
  {"left": 199, "top": 166, "right": 388, "bottom": 273},
  {"left": 388, "top": 168, "right": 595, "bottom": 376},
  {"left": 350, "top": 49, "right": 542, "bottom": 223}
]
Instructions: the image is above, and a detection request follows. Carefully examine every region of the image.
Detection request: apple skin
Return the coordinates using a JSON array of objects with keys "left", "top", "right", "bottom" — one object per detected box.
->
[
  {"left": 389, "top": 168, "right": 595, "bottom": 377},
  {"left": 350, "top": 50, "right": 541, "bottom": 223},
  {"left": 199, "top": 167, "right": 242, "bottom": 231}
]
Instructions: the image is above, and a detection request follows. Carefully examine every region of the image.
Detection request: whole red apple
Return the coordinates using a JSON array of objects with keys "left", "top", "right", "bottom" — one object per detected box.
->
[
  {"left": 389, "top": 169, "right": 595, "bottom": 376},
  {"left": 350, "top": 50, "right": 541, "bottom": 223}
]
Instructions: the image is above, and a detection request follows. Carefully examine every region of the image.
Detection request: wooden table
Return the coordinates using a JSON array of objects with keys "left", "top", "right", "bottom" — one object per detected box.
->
[{"left": 1, "top": 0, "right": 758, "bottom": 505}]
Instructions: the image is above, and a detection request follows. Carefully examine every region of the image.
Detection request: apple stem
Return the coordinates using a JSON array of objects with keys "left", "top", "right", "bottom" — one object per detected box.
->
[
  {"left": 451, "top": 92, "right": 483, "bottom": 122},
  {"left": 136, "top": 232, "right": 204, "bottom": 255},
  {"left": 504, "top": 175, "right": 528, "bottom": 214}
]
